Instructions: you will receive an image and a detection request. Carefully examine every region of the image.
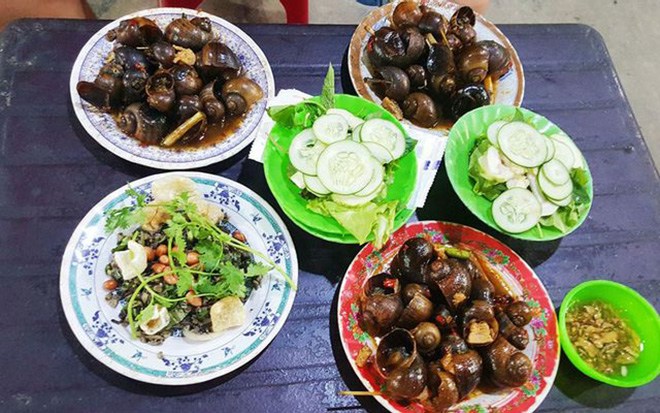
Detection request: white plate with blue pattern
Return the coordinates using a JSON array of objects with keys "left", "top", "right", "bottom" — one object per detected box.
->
[
  {"left": 59, "top": 172, "right": 298, "bottom": 385},
  {"left": 70, "top": 8, "right": 275, "bottom": 170}
]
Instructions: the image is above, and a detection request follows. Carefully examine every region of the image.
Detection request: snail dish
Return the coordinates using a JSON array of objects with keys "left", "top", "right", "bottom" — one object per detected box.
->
[
  {"left": 363, "top": 2, "right": 512, "bottom": 127},
  {"left": 76, "top": 15, "right": 264, "bottom": 149},
  {"left": 356, "top": 236, "right": 535, "bottom": 411}
]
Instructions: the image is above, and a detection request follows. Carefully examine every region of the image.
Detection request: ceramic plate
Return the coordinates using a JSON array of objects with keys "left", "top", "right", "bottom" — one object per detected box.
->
[
  {"left": 338, "top": 221, "right": 559, "bottom": 412},
  {"left": 70, "top": 8, "right": 275, "bottom": 169},
  {"left": 348, "top": 0, "right": 524, "bottom": 133},
  {"left": 60, "top": 172, "right": 297, "bottom": 385},
  {"left": 263, "top": 94, "right": 417, "bottom": 244},
  {"left": 445, "top": 105, "right": 593, "bottom": 241}
]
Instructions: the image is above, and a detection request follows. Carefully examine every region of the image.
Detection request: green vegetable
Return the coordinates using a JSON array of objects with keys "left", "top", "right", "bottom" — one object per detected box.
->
[
  {"left": 446, "top": 247, "right": 471, "bottom": 259},
  {"left": 307, "top": 198, "right": 399, "bottom": 248},
  {"left": 320, "top": 63, "right": 335, "bottom": 110},
  {"left": 468, "top": 139, "right": 508, "bottom": 201}
]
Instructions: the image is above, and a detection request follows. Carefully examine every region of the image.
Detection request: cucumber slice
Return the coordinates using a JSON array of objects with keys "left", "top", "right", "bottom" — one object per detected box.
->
[
  {"left": 551, "top": 139, "right": 575, "bottom": 170},
  {"left": 313, "top": 114, "right": 349, "bottom": 144},
  {"left": 487, "top": 121, "right": 507, "bottom": 146},
  {"left": 538, "top": 171, "right": 573, "bottom": 200},
  {"left": 355, "top": 159, "right": 385, "bottom": 196},
  {"left": 363, "top": 142, "right": 394, "bottom": 164},
  {"left": 544, "top": 137, "right": 556, "bottom": 162},
  {"left": 331, "top": 188, "right": 380, "bottom": 207},
  {"left": 316, "top": 140, "right": 375, "bottom": 195},
  {"left": 360, "top": 118, "right": 405, "bottom": 160},
  {"left": 288, "top": 129, "right": 326, "bottom": 176},
  {"left": 551, "top": 133, "right": 584, "bottom": 169},
  {"left": 541, "top": 159, "right": 570, "bottom": 185},
  {"left": 548, "top": 194, "right": 572, "bottom": 207},
  {"left": 491, "top": 188, "right": 542, "bottom": 233},
  {"left": 497, "top": 121, "right": 548, "bottom": 167},
  {"left": 327, "top": 108, "right": 364, "bottom": 129},
  {"left": 290, "top": 171, "right": 305, "bottom": 189},
  {"left": 528, "top": 174, "right": 559, "bottom": 216},
  {"left": 303, "top": 174, "right": 331, "bottom": 195},
  {"left": 351, "top": 123, "right": 363, "bottom": 142}
]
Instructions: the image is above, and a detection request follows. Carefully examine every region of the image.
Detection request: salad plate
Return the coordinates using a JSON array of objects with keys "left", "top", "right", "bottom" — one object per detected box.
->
[
  {"left": 263, "top": 93, "right": 417, "bottom": 246},
  {"left": 348, "top": 0, "right": 524, "bottom": 132},
  {"left": 70, "top": 8, "right": 275, "bottom": 170},
  {"left": 445, "top": 105, "right": 593, "bottom": 241},
  {"left": 338, "top": 221, "right": 559, "bottom": 412},
  {"left": 60, "top": 172, "right": 297, "bottom": 385}
]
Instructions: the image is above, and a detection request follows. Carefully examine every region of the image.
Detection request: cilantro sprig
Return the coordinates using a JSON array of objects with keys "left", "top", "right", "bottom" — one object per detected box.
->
[{"left": 106, "top": 190, "right": 296, "bottom": 338}]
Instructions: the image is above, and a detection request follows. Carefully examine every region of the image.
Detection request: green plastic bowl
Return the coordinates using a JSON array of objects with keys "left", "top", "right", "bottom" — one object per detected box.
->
[
  {"left": 263, "top": 94, "right": 417, "bottom": 244},
  {"left": 445, "top": 104, "right": 593, "bottom": 241},
  {"left": 558, "top": 280, "right": 660, "bottom": 387}
]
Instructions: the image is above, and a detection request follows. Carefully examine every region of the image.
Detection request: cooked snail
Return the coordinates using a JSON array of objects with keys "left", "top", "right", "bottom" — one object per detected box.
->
[
  {"left": 482, "top": 336, "right": 533, "bottom": 387},
  {"left": 164, "top": 16, "right": 213, "bottom": 50},
  {"left": 360, "top": 273, "right": 404, "bottom": 336},
  {"left": 118, "top": 103, "right": 169, "bottom": 144},
  {"left": 106, "top": 17, "right": 163, "bottom": 47},
  {"left": 146, "top": 70, "right": 176, "bottom": 113}
]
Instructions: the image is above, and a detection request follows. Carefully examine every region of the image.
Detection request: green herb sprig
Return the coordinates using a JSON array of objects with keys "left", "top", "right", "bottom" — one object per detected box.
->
[{"left": 106, "top": 190, "right": 296, "bottom": 337}]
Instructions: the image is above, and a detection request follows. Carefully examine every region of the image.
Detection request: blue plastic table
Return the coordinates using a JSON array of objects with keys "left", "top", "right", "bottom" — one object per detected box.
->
[{"left": 0, "top": 20, "right": 658, "bottom": 412}]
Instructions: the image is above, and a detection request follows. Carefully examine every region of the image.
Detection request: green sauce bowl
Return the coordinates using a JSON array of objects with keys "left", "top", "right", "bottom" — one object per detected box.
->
[{"left": 558, "top": 280, "right": 660, "bottom": 387}]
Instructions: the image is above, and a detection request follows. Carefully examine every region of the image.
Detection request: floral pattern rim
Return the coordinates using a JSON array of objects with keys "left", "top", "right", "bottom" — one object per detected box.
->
[
  {"left": 59, "top": 172, "right": 298, "bottom": 385},
  {"left": 337, "top": 221, "right": 559, "bottom": 412},
  {"left": 69, "top": 8, "right": 275, "bottom": 170}
]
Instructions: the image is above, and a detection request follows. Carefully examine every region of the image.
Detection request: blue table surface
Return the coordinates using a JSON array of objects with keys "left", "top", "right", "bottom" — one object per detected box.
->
[{"left": 0, "top": 20, "right": 658, "bottom": 412}]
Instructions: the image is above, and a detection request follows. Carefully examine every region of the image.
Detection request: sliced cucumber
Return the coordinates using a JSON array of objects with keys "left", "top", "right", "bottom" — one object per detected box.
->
[
  {"left": 497, "top": 121, "right": 548, "bottom": 168},
  {"left": 551, "top": 139, "right": 575, "bottom": 170},
  {"left": 313, "top": 114, "right": 349, "bottom": 144},
  {"left": 355, "top": 159, "right": 385, "bottom": 196},
  {"left": 548, "top": 194, "right": 572, "bottom": 207},
  {"left": 290, "top": 171, "right": 305, "bottom": 189},
  {"left": 303, "top": 174, "right": 331, "bottom": 196},
  {"left": 327, "top": 108, "right": 364, "bottom": 129},
  {"left": 360, "top": 118, "right": 405, "bottom": 160},
  {"left": 551, "top": 133, "right": 584, "bottom": 169},
  {"left": 351, "top": 123, "right": 363, "bottom": 142},
  {"left": 541, "top": 159, "right": 570, "bottom": 185},
  {"left": 487, "top": 121, "right": 507, "bottom": 146},
  {"left": 316, "top": 140, "right": 375, "bottom": 195},
  {"left": 528, "top": 174, "right": 559, "bottom": 217},
  {"left": 288, "top": 128, "right": 326, "bottom": 176},
  {"left": 544, "top": 137, "right": 556, "bottom": 162},
  {"left": 331, "top": 188, "right": 381, "bottom": 207},
  {"left": 491, "top": 188, "right": 542, "bottom": 233},
  {"left": 538, "top": 171, "right": 573, "bottom": 200},
  {"left": 363, "top": 141, "right": 394, "bottom": 164}
]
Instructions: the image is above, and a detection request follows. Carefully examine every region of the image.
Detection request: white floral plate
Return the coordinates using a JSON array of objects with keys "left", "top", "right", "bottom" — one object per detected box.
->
[
  {"left": 70, "top": 8, "right": 275, "bottom": 169},
  {"left": 59, "top": 172, "right": 298, "bottom": 385}
]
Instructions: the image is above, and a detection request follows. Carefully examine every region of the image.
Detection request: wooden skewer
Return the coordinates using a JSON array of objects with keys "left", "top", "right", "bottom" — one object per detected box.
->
[{"left": 338, "top": 390, "right": 382, "bottom": 397}]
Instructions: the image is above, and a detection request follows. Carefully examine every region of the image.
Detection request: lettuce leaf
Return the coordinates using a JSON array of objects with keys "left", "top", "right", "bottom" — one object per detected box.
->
[
  {"left": 306, "top": 198, "right": 399, "bottom": 248},
  {"left": 468, "top": 139, "right": 507, "bottom": 200}
]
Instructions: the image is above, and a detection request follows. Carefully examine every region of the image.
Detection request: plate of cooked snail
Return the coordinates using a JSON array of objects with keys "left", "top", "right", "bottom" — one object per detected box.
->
[
  {"left": 348, "top": 0, "right": 524, "bottom": 131},
  {"left": 70, "top": 8, "right": 274, "bottom": 169},
  {"left": 338, "top": 221, "right": 559, "bottom": 412}
]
